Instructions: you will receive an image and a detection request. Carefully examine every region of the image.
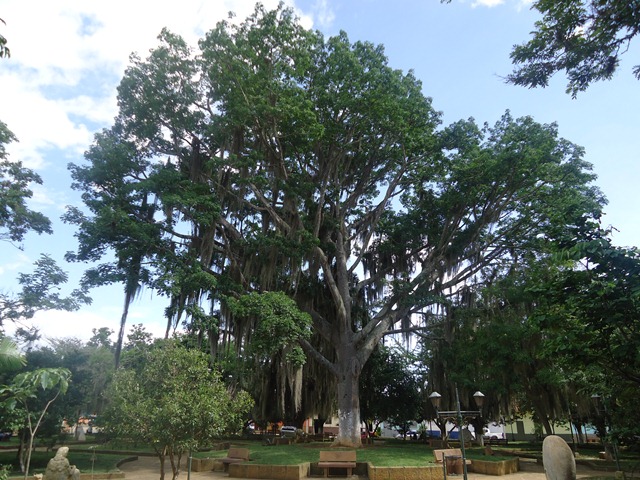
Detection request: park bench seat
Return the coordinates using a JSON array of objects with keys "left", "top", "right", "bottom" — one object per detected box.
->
[
  {"left": 433, "top": 448, "right": 471, "bottom": 464},
  {"left": 433, "top": 447, "right": 472, "bottom": 474},
  {"left": 317, "top": 450, "right": 357, "bottom": 478},
  {"left": 220, "top": 447, "right": 250, "bottom": 471}
]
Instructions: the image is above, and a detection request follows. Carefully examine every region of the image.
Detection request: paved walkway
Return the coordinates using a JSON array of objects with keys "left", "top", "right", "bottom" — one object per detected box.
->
[{"left": 118, "top": 455, "right": 618, "bottom": 480}]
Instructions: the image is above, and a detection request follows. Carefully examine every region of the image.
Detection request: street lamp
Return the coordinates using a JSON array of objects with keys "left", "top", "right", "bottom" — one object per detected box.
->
[{"left": 430, "top": 387, "right": 484, "bottom": 480}]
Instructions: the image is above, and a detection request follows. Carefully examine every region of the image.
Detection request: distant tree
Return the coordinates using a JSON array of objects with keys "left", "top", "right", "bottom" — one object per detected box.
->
[
  {"left": 124, "top": 323, "right": 154, "bottom": 348},
  {"left": 0, "top": 254, "right": 90, "bottom": 332},
  {"left": 506, "top": 0, "right": 640, "bottom": 96},
  {"left": 119, "top": 323, "right": 155, "bottom": 371},
  {"left": 359, "top": 344, "right": 421, "bottom": 438},
  {"left": 102, "top": 341, "right": 253, "bottom": 480},
  {"left": 421, "top": 214, "right": 640, "bottom": 441},
  {"left": 87, "top": 327, "right": 114, "bottom": 349},
  {"left": 45, "top": 337, "right": 115, "bottom": 419}
]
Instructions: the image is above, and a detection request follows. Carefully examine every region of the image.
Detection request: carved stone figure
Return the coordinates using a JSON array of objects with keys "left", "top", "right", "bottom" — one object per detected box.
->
[
  {"left": 44, "top": 447, "right": 81, "bottom": 480},
  {"left": 542, "top": 435, "right": 576, "bottom": 480}
]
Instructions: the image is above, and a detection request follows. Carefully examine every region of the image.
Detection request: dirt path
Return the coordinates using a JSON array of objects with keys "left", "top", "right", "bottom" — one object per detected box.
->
[{"left": 118, "top": 455, "right": 228, "bottom": 480}]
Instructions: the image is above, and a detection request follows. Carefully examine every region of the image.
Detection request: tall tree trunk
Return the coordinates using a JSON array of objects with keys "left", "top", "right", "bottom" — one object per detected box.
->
[
  {"left": 114, "top": 296, "right": 131, "bottom": 368},
  {"left": 334, "top": 358, "right": 362, "bottom": 447},
  {"left": 336, "top": 380, "right": 360, "bottom": 446}
]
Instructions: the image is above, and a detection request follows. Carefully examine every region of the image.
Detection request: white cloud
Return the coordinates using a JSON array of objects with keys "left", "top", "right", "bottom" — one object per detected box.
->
[
  {"left": 472, "top": 0, "right": 505, "bottom": 7},
  {"left": 28, "top": 183, "right": 58, "bottom": 208},
  {"left": 0, "top": 251, "right": 31, "bottom": 278},
  {"left": 0, "top": 0, "right": 308, "bottom": 170},
  {"left": 515, "top": 0, "right": 533, "bottom": 11},
  {"left": 0, "top": 70, "right": 94, "bottom": 169},
  {"left": 313, "top": 0, "right": 336, "bottom": 29},
  {"left": 6, "top": 293, "right": 170, "bottom": 346}
]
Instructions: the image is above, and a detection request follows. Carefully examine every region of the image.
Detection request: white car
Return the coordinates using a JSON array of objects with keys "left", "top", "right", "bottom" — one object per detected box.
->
[
  {"left": 483, "top": 428, "right": 506, "bottom": 441},
  {"left": 395, "top": 429, "right": 418, "bottom": 439}
]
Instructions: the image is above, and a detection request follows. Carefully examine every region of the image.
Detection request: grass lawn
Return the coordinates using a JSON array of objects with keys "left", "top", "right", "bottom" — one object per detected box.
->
[
  {"left": 2, "top": 437, "right": 633, "bottom": 475},
  {"left": 193, "top": 440, "right": 511, "bottom": 466}
]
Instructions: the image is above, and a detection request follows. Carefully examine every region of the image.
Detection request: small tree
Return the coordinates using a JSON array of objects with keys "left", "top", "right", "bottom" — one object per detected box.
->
[
  {"left": 0, "top": 368, "right": 71, "bottom": 479},
  {"left": 102, "top": 341, "right": 253, "bottom": 480}
]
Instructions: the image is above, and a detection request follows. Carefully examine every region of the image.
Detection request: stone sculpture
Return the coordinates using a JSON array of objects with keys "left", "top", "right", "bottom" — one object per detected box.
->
[
  {"left": 44, "top": 446, "right": 81, "bottom": 480},
  {"left": 542, "top": 435, "right": 576, "bottom": 480}
]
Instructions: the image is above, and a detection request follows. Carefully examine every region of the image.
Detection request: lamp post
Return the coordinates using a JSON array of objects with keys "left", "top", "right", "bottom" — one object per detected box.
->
[{"left": 430, "top": 388, "right": 484, "bottom": 480}]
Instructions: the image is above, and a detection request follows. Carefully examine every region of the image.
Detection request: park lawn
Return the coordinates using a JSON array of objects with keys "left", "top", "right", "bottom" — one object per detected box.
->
[
  {"left": 0, "top": 438, "right": 521, "bottom": 475},
  {"left": 194, "top": 441, "right": 509, "bottom": 466}
]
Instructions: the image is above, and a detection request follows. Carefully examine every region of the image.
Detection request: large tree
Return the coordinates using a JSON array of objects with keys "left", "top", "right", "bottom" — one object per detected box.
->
[{"left": 66, "top": 5, "right": 603, "bottom": 446}]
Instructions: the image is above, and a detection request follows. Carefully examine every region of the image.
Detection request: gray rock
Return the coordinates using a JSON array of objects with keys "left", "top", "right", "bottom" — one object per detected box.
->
[
  {"left": 44, "top": 447, "right": 81, "bottom": 480},
  {"left": 542, "top": 435, "right": 576, "bottom": 480}
]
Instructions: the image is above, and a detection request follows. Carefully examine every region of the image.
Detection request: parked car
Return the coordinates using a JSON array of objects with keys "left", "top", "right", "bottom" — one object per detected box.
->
[
  {"left": 280, "top": 425, "right": 297, "bottom": 438},
  {"left": 483, "top": 429, "right": 507, "bottom": 442},
  {"left": 394, "top": 429, "right": 418, "bottom": 439}
]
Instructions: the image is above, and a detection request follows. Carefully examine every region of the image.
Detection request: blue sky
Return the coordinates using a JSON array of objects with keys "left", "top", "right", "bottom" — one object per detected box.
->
[{"left": 1, "top": 0, "right": 638, "bottom": 344}]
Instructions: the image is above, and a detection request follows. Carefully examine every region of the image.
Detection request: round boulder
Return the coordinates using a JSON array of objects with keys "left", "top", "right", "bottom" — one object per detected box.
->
[{"left": 542, "top": 435, "right": 576, "bottom": 480}]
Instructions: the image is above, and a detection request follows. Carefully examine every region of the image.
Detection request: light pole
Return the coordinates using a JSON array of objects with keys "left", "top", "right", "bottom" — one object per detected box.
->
[{"left": 429, "top": 388, "right": 484, "bottom": 480}]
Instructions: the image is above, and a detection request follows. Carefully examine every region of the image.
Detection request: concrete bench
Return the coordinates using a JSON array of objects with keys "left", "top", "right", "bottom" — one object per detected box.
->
[
  {"left": 433, "top": 448, "right": 471, "bottom": 475},
  {"left": 220, "top": 447, "right": 250, "bottom": 472},
  {"left": 317, "top": 450, "right": 356, "bottom": 478}
]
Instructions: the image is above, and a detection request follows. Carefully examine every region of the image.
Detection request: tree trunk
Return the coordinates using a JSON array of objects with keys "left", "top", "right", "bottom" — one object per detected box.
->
[
  {"left": 157, "top": 449, "right": 166, "bottom": 480},
  {"left": 17, "top": 430, "right": 26, "bottom": 473},
  {"left": 334, "top": 363, "right": 362, "bottom": 447}
]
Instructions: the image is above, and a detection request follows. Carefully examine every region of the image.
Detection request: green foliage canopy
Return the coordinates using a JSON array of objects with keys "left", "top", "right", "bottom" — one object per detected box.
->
[
  {"left": 227, "top": 291, "right": 312, "bottom": 367},
  {"left": 0, "top": 255, "right": 91, "bottom": 331},
  {"left": 0, "top": 121, "right": 52, "bottom": 245},
  {"left": 507, "top": 0, "right": 640, "bottom": 96}
]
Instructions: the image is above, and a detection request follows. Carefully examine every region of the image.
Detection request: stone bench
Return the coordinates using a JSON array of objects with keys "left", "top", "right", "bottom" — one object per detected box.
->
[
  {"left": 433, "top": 448, "right": 471, "bottom": 475},
  {"left": 220, "top": 447, "right": 250, "bottom": 472},
  {"left": 317, "top": 450, "right": 356, "bottom": 478}
]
